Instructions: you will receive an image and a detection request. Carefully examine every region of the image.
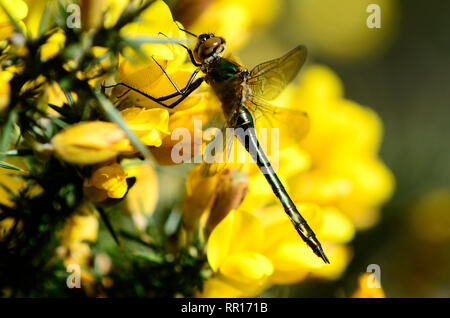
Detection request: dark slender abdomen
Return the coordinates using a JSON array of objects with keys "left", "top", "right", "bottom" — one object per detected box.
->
[{"left": 234, "top": 106, "right": 329, "bottom": 264}]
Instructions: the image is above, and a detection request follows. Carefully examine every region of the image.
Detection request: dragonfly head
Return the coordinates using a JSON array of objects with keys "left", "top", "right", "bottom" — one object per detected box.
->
[{"left": 194, "top": 33, "right": 226, "bottom": 64}]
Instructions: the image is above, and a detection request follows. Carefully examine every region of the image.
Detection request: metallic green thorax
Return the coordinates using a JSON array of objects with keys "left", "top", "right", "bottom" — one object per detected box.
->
[{"left": 209, "top": 58, "right": 240, "bottom": 82}]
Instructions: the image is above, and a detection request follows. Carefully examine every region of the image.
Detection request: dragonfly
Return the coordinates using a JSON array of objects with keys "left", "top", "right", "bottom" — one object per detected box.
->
[{"left": 105, "top": 31, "right": 329, "bottom": 264}]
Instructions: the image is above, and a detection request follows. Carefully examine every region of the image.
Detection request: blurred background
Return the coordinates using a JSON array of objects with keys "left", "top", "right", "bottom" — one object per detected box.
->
[{"left": 170, "top": 0, "right": 450, "bottom": 297}]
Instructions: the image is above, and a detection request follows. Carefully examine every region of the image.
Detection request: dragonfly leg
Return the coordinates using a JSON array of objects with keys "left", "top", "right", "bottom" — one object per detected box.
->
[
  {"left": 151, "top": 56, "right": 182, "bottom": 94},
  {"left": 177, "top": 43, "right": 201, "bottom": 67},
  {"left": 102, "top": 77, "right": 204, "bottom": 109},
  {"left": 158, "top": 31, "right": 201, "bottom": 67},
  {"left": 151, "top": 58, "right": 201, "bottom": 98},
  {"left": 103, "top": 63, "right": 200, "bottom": 101}
]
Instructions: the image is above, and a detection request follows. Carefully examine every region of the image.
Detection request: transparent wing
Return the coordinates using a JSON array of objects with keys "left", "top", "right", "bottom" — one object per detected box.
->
[
  {"left": 200, "top": 96, "right": 310, "bottom": 177},
  {"left": 245, "top": 95, "right": 310, "bottom": 149},
  {"left": 200, "top": 125, "right": 237, "bottom": 177},
  {"left": 248, "top": 46, "right": 307, "bottom": 101}
]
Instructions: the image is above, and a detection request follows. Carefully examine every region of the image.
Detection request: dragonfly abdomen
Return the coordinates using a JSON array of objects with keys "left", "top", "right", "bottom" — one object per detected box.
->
[{"left": 235, "top": 106, "right": 329, "bottom": 264}]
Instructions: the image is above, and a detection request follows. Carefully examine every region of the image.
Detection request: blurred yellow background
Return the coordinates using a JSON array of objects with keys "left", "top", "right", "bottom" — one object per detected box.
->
[{"left": 169, "top": 0, "right": 450, "bottom": 297}]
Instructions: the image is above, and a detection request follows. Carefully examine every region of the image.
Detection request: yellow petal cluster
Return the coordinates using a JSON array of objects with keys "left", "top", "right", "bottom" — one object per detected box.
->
[
  {"left": 51, "top": 106, "right": 170, "bottom": 165},
  {"left": 123, "top": 160, "right": 159, "bottom": 230},
  {"left": 350, "top": 273, "right": 386, "bottom": 298},
  {"left": 58, "top": 208, "right": 99, "bottom": 291},
  {"left": 187, "top": 0, "right": 281, "bottom": 51},
  {"left": 83, "top": 162, "right": 128, "bottom": 202},
  {"left": 195, "top": 65, "right": 394, "bottom": 297},
  {"left": 0, "top": 0, "right": 28, "bottom": 40},
  {"left": 0, "top": 71, "right": 13, "bottom": 112},
  {"left": 59, "top": 209, "right": 99, "bottom": 268},
  {"left": 292, "top": 65, "right": 395, "bottom": 229},
  {"left": 202, "top": 209, "right": 273, "bottom": 297},
  {"left": 40, "top": 30, "right": 65, "bottom": 61},
  {"left": 51, "top": 121, "right": 133, "bottom": 165},
  {"left": 114, "top": 0, "right": 201, "bottom": 111},
  {"left": 112, "top": 0, "right": 208, "bottom": 164},
  {"left": 120, "top": 107, "right": 170, "bottom": 147}
]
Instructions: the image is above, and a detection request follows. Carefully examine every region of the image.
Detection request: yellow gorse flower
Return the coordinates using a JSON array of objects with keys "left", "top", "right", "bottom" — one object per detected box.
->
[
  {"left": 123, "top": 160, "right": 159, "bottom": 230},
  {"left": 0, "top": 0, "right": 396, "bottom": 298},
  {"left": 51, "top": 121, "right": 133, "bottom": 165},
  {"left": 51, "top": 106, "right": 170, "bottom": 165},
  {"left": 114, "top": 0, "right": 202, "bottom": 112},
  {"left": 0, "top": 0, "right": 28, "bottom": 40},
  {"left": 40, "top": 30, "right": 65, "bottom": 61},
  {"left": 83, "top": 162, "right": 128, "bottom": 201},
  {"left": 110, "top": 0, "right": 210, "bottom": 164},
  {"left": 350, "top": 273, "right": 386, "bottom": 298},
  {"left": 120, "top": 107, "right": 170, "bottom": 147},
  {"left": 0, "top": 71, "right": 13, "bottom": 112},
  {"left": 187, "top": 0, "right": 281, "bottom": 51},
  {"left": 193, "top": 65, "right": 394, "bottom": 297},
  {"left": 0, "top": 217, "right": 16, "bottom": 240},
  {"left": 58, "top": 207, "right": 99, "bottom": 292},
  {"left": 203, "top": 209, "right": 273, "bottom": 297},
  {"left": 292, "top": 65, "right": 395, "bottom": 229}
]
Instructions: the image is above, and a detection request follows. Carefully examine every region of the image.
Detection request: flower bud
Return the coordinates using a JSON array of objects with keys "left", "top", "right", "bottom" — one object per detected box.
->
[{"left": 51, "top": 121, "right": 132, "bottom": 165}]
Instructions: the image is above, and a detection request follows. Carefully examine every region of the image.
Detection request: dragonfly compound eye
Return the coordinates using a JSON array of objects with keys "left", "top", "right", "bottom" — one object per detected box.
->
[{"left": 194, "top": 37, "right": 226, "bottom": 63}]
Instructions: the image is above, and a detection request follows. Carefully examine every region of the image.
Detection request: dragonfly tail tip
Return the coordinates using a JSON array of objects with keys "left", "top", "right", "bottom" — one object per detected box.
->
[
  {"left": 317, "top": 247, "right": 330, "bottom": 264},
  {"left": 308, "top": 236, "right": 330, "bottom": 264}
]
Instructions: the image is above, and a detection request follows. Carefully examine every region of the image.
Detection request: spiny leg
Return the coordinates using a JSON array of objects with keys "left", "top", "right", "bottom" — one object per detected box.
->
[
  {"left": 158, "top": 31, "right": 201, "bottom": 67},
  {"left": 151, "top": 56, "right": 201, "bottom": 97},
  {"left": 103, "top": 56, "right": 201, "bottom": 101},
  {"left": 173, "top": 22, "right": 198, "bottom": 38},
  {"left": 102, "top": 77, "right": 204, "bottom": 109}
]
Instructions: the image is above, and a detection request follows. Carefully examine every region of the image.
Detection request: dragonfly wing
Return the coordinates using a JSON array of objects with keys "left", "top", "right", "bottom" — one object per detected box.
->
[
  {"left": 248, "top": 45, "right": 307, "bottom": 101},
  {"left": 201, "top": 125, "right": 236, "bottom": 177},
  {"left": 245, "top": 96, "right": 310, "bottom": 146}
]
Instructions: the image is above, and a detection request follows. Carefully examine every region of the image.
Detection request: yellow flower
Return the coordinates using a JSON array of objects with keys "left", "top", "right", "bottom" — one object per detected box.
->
[
  {"left": 182, "top": 165, "right": 220, "bottom": 231},
  {"left": 114, "top": 0, "right": 202, "bottom": 113},
  {"left": 58, "top": 207, "right": 99, "bottom": 292},
  {"left": 0, "top": 0, "right": 28, "bottom": 40},
  {"left": 59, "top": 209, "right": 98, "bottom": 267},
  {"left": 149, "top": 99, "right": 210, "bottom": 165},
  {"left": 46, "top": 82, "right": 75, "bottom": 108},
  {"left": 60, "top": 211, "right": 99, "bottom": 247},
  {"left": 102, "top": 0, "right": 129, "bottom": 29},
  {"left": 0, "top": 71, "right": 13, "bottom": 112},
  {"left": 255, "top": 204, "right": 353, "bottom": 283},
  {"left": 182, "top": 165, "right": 248, "bottom": 234},
  {"left": 22, "top": 0, "right": 47, "bottom": 36},
  {"left": 0, "top": 157, "right": 27, "bottom": 207},
  {"left": 120, "top": 107, "right": 170, "bottom": 147},
  {"left": 40, "top": 29, "right": 65, "bottom": 61},
  {"left": 200, "top": 203, "right": 353, "bottom": 297},
  {"left": 51, "top": 121, "right": 133, "bottom": 165},
  {"left": 350, "top": 273, "right": 386, "bottom": 298},
  {"left": 123, "top": 160, "right": 159, "bottom": 230},
  {"left": 51, "top": 107, "right": 170, "bottom": 165},
  {"left": 291, "top": 65, "right": 395, "bottom": 229},
  {"left": 200, "top": 209, "right": 273, "bottom": 297},
  {"left": 194, "top": 64, "right": 393, "bottom": 297},
  {"left": 186, "top": 0, "right": 281, "bottom": 51},
  {"left": 0, "top": 217, "right": 15, "bottom": 240},
  {"left": 83, "top": 162, "right": 128, "bottom": 202}
]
